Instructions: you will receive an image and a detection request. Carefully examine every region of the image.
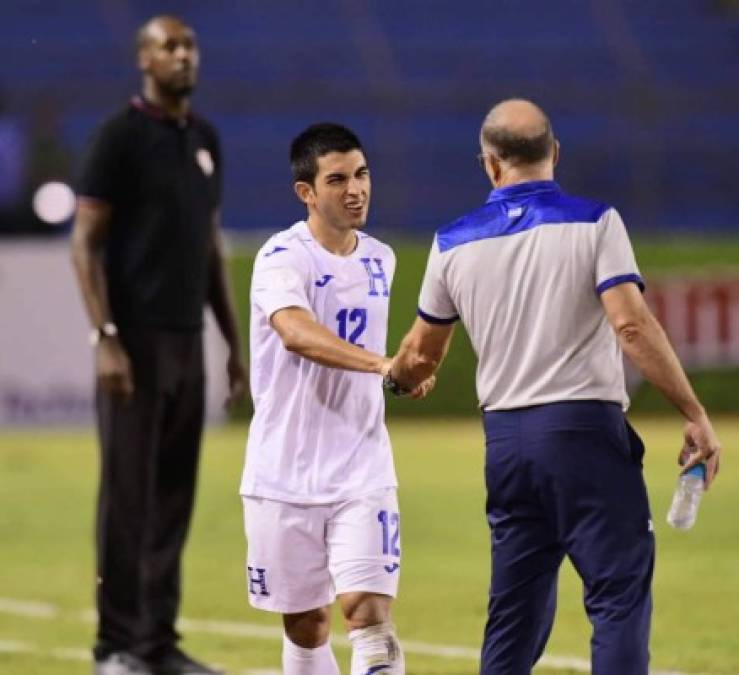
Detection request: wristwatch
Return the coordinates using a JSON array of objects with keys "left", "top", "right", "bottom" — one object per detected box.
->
[
  {"left": 382, "top": 371, "right": 409, "bottom": 397},
  {"left": 89, "top": 322, "right": 118, "bottom": 346}
]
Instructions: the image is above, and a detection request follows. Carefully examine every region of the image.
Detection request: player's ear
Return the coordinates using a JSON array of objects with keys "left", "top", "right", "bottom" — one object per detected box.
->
[
  {"left": 294, "top": 181, "right": 314, "bottom": 206},
  {"left": 552, "top": 140, "right": 560, "bottom": 168}
]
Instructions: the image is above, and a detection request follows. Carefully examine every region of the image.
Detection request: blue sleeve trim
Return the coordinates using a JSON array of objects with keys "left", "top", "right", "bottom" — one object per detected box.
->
[
  {"left": 417, "top": 307, "right": 459, "bottom": 325},
  {"left": 596, "top": 273, "right": 645, "bottom": 295}
]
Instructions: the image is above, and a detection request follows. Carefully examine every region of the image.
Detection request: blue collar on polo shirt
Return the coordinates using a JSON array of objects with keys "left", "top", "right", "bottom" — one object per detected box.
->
[
  {"left": 485, "top": 180, "right": 561, "bottom": 204},
  {"left": 436, "top": 180, "right": 609, "bottom": 252}
]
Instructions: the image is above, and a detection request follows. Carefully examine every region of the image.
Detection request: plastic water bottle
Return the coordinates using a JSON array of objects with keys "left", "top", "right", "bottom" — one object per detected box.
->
[{"left": 666, "top": 464, "right": 706, "bottom": 530}]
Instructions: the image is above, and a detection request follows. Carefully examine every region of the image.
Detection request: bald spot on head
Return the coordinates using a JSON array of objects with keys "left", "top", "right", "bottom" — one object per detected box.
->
[
  {"left": 136, "top": 15, "right": 191, "bottom": 52},
  {"left": 480, "top": 98, "right": 555, "bottom": 165}
]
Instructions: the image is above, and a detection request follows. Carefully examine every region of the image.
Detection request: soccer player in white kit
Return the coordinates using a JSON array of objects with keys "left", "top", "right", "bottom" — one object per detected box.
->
[{"left": 241, "top": 123, "right": 432, "bottom": 675}]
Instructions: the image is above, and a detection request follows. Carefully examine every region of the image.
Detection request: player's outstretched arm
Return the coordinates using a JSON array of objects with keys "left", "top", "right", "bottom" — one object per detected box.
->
[
  {"left": 271, "top": 306, "right": 391, "bottom": 375},
  {"left": 601, "top": 282, "right": 721, "bottom": 487},
  {"left": 390, "top": 317, "right": 454, "bottom": 392}
]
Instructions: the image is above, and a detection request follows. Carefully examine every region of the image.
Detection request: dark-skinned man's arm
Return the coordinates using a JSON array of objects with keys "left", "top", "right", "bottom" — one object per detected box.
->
[{"left": 71, "top": 199, "right": 134, "bottom": 401}]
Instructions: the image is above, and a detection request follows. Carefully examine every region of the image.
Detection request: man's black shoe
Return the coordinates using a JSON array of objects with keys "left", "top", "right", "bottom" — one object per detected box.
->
[
  {"left": 146, "top": 648, "right": 225, "bottom": 675},
  {"left": 94, "top": 651, "right": 154, "bottom": 675}
]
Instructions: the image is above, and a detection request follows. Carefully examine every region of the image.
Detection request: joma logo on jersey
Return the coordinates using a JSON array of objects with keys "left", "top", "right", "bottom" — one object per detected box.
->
[
  {"left": 247, "top": 566, "right": 270, "bottom": 596},
  {"left": 360, "top": 257, "right": 389, "bottom": 297}
]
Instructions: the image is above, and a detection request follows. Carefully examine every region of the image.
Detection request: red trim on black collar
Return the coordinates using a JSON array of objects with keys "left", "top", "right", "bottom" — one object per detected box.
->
[{"left": 130, "top": 95, "right": 195, "bottom": 124}]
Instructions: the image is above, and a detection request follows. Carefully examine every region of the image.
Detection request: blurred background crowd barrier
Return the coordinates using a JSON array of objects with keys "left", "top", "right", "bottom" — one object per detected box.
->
[
  {"left": 0, "top": 241, "right": 230, "bottom": 425},
  {"left": 1, "top": 0, "right": 738, "bottom": 424}
]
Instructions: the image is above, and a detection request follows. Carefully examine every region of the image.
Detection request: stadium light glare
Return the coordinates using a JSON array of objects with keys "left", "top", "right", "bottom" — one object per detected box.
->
[{"left": 32, "top": 181, "right": 76, "bottom": 225}]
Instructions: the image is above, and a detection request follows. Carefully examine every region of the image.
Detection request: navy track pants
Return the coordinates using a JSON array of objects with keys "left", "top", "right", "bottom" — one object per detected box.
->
[{"left": 481, "top": 400, "right": 654, "bottom": 675}]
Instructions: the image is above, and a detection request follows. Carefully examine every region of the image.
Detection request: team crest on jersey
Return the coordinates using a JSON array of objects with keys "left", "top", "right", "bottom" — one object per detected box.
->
[
  {"left": 360, "top": 257, "right": 389, "bottom": 297},
  {"left": 247, "top": 566, "right": 270, "bottom": 596},
  {"left": 195, "top": 148, "right": 214, "bottom": 176}
]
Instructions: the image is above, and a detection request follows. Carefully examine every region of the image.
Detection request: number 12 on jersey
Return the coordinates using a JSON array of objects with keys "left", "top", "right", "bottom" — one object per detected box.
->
[
  {"left": 378, "top": 509, "right": 400, "bottom": 557},
  {"left": 336, "top": 308, "right": 367, "bottom": 347}
]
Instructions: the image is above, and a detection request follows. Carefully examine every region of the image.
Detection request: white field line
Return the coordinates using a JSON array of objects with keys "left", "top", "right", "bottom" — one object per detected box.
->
[
  {"left": 49, "top": 646, "right": 92, "bottom": 660},
  {"left": 0, "top": 597, "right": 58, "bottom": 618},
  {"left": 0, "top": 639, "right": 33, "bottom": 653},
  {"left": 0, "top": 596, "right": 705, "bottom": 674},
  {"left": 0, "top": 636, "right": 269, "bottom": 674},
  {"left": 182, "top": 618, "right": 479, "bottom": 660},
  {"left": 0, "top": 639, "right": 88, "bottom": 661}
]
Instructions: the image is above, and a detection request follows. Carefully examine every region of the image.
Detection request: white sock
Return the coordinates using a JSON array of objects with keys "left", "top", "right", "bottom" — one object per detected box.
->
[
  {"left": 348, "top": 622, "right": 405, "bottom": 675},
  {"left": 282, "top": 633, "right": 340, "bottom": 675}
]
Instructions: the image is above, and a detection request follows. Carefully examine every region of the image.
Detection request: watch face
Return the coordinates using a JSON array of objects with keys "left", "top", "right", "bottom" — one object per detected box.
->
[{"left": 89, "top": 324, "right": 117, "bottom": 345}]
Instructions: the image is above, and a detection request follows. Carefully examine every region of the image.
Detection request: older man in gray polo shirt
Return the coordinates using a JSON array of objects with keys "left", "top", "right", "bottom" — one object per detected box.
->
[{"left": 388, "top": 99, "right": 721, "bottom": 675}]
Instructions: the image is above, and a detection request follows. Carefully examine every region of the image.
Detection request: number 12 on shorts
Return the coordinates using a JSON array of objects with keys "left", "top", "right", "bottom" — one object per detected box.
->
[{"left": 378, "top": 510, "right": 400, "bottom": 557}]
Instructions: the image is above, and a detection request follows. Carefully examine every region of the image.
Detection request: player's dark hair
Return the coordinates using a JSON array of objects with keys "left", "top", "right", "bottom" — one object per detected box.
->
[
  {"left": 290, "top": 123, "right": 364, "bottom": 184},
  {"left": 482, "top": 120, "right": 554, "bottom": 164}
]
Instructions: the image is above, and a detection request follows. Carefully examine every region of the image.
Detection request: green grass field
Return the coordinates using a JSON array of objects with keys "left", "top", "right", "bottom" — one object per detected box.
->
[{"left": 1, "top": 417, "right": 737, "bottom": 674}]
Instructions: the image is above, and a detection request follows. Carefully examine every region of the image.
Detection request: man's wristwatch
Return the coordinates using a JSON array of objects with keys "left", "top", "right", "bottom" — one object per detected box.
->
[
  {"left": 89, "top": 322, "right": 118, "bottom": 346},
  {"left": 382, "top": 372, "right": 409, "bottom": 397}
]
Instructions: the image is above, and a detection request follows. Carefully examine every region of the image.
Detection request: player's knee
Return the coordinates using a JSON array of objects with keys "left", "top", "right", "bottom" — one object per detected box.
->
[
  {"left": 340, "top": 591, "right": 393, "bottom": 631},
  {"left": 283, "top": 606, "right": 331, "bottom": 648},
  {"left": 349, "top": 622, "right": 404, "bottom": 675}
]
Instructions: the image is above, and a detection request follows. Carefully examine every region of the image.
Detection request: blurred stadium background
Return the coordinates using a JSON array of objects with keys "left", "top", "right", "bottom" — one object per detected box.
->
[{"left": 0, "top": 1, "right": 738, "bottom": 673}]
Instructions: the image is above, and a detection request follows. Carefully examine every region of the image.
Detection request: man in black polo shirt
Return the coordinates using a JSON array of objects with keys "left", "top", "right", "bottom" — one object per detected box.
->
[{"left": 71, "top": 15, "right": 245, "bottom": 675}]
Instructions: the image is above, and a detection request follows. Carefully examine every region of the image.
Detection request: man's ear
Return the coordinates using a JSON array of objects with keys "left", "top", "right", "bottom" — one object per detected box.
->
[
  {"left": 488, "top": 154, "right": 502, "bottom": 187},
  {"left": 294, "top": 181, "right": 314, "bottom": 206},
  {"left": 137, "top": 48, "right": 150, "bottom": 73},
  {"left": 552, "top": 140, "right": 560, "bottom": 168}
]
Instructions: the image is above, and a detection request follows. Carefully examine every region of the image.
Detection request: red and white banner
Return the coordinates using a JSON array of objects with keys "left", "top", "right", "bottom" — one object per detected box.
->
[{"left": 646, "top": 278, "right": 739, "bottom": 368}]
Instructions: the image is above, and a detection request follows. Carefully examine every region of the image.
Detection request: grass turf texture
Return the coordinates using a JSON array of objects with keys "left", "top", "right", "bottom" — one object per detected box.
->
[{"left": 1, "top": 417, "right": 737, "bottom": 674}]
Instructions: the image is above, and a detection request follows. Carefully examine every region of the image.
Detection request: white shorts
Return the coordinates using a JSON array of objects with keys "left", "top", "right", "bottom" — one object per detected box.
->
[{"left": 242, "top": 488, "right": 401, "bottom": 614}]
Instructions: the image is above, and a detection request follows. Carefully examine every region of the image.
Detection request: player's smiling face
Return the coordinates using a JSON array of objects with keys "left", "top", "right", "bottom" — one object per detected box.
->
[{"left": 308, "top": 150, "right": 371, "bottom": 232}]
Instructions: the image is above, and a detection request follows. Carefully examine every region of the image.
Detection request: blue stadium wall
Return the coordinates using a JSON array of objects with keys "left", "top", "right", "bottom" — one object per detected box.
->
[{"left": 1, "top": 0, "right": 739, "bottom": 237}]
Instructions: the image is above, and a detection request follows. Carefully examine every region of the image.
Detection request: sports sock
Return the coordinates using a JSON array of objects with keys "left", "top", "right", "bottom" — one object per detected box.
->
[
  {"left": 348, "top": 622, "right": 405, "bottom": 674},
  {"left": 282, "top": 633, "right": 340, "bottom": 675}
]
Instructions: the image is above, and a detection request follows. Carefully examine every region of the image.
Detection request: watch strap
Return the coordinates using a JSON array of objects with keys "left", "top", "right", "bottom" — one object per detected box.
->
[{"left": 382, "top": 372, "right": 410, "bottom": 397}]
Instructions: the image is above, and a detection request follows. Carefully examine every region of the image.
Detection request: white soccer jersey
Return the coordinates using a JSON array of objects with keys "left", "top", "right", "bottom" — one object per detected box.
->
[
  {"left": 241, "top": 220, "right": 397, "bottom": 503},
  {"left": 418, "top": 180, "right": 643, "bottom": 411}
]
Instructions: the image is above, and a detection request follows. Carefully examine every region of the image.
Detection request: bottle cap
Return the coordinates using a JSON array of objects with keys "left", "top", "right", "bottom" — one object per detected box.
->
[{"left": 683, "top": 463, "right": 706, "bottom": 479}]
